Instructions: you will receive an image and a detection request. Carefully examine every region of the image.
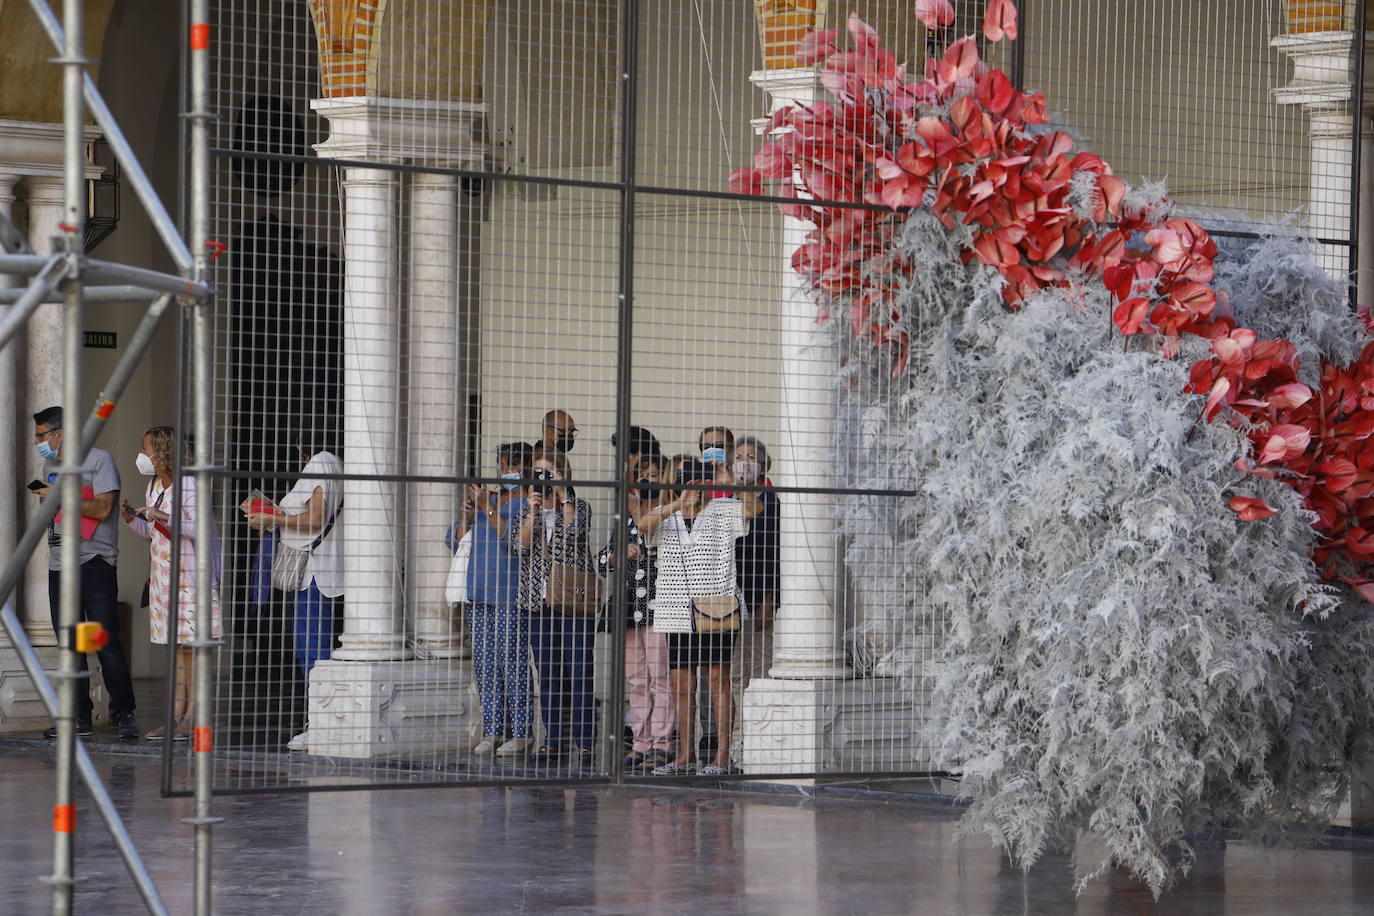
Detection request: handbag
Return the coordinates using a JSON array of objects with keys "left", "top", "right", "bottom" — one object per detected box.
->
[
  {"left": 691, "top": 594, "right": 742, "bottom": 633},
  {"left": 548, "top": 560, "right": 600, "bottom": 617},
  {"left": 270, "top": 504, "right": 340, "bottom": 591},
  {"left": 444, "top": 530, "right": 473, "bottom": 605}
]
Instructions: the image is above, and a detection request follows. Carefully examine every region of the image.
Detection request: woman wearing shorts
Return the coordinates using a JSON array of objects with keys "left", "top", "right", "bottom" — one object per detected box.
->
[{"left": 640, "top": 457, "right": 763, "bottom": 775}]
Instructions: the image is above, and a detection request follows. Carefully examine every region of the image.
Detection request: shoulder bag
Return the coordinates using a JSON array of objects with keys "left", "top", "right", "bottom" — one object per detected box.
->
[{"left": 271, "top": 504, "right": 340, "bottom": 591}]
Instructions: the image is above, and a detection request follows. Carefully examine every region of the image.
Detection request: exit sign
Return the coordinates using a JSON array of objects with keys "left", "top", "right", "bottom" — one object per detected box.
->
[{"left": 83, "top": 331, "right": 116, "bottom": 349}]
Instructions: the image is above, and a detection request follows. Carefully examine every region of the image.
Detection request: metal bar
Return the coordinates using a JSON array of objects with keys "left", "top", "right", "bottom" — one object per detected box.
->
[
  {"left": 48, "top": 0, "right": 86, "bottom": 908},
  {"left": 0, "top": 207, "right": 35, "bottom": 254},
  {"left": 605, "top": 0, "right": 641, "bottom": 785},
  {"left": 21, "top": 0, "right": 195, "bottom": 274},
  {"left": 1011, "top": 0, "right": 1027, "bottom": 90},
  {"left": 0, "top": 255, "right": 69, "bottom": 351},
  {"left": 1351, "top": 0, "right": 1367, "bottom": 311},
  {"left": 187, "top": 1, "right": 218, "bottom": 911},
  {"left": 0, "top": 285, "right": 163, "bottom": 305},
  {"left": 1, "top": 605, "right": 170, "bottom": 914},
  {"left": 0, "top": 255, "right": 212, "bottom": 301}
]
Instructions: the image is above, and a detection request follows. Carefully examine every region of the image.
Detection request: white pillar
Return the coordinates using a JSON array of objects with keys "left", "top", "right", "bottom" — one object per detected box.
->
[
  {"left": 23, "top": 174, "right": 67, "bottom": 648},
  {"left": 306, "top": 97, "right": 486, "bottom": 757},
  {"left": 334, "top": 164, "right": 408, "bottom": 661},
  {"left": 741, "top": 68, "right": 884, "bottom": 776},
  {"left": 1274, "top": 27, "right": 1374, "bottom": 829},
  {"left": 406, "top": 171, "right": 464, "bottom": 658},
  {"left": 749, "top": 69, "right": 849, "bottom": 680},
  {"left": 0, "top": 173, "right": 20, "bottom": 582},
  {"left": 1271, "top": 32, "right": 1374, "bottom": 276}
]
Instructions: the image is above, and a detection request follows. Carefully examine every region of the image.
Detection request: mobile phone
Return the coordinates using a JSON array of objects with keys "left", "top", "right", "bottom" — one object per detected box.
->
[{"left": 26, "top": 479, "right": 46, "bottom": 491}]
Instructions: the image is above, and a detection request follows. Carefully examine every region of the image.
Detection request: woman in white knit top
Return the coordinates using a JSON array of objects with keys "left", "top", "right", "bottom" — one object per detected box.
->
[{"left": 639, "top": 457, "right": 763, "bottom": 775}]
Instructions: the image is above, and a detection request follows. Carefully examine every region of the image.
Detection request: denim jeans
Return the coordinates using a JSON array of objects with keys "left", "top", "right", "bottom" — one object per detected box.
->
[
  {"left": 48, "top": 557, "right": 136, "bottom": 721},
  {"left": 530, "top": 607, "right": 596, "bottom": 749}
]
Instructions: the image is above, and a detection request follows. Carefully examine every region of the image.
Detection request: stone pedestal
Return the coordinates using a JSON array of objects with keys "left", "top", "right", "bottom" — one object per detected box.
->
[
  {"left": 304, "top": 659, "right": 480, "bottom": 758},
  {"left": 740, "top": 677, "right": 925, "bottom": 775}
]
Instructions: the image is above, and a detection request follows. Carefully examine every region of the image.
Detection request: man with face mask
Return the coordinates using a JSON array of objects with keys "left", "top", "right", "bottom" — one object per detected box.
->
[
  {"left": 540, "top": 409, "right": 578, "bottom": 454},
  {"left": 30, "top": 405, "right": 138, "bottom": 739}
]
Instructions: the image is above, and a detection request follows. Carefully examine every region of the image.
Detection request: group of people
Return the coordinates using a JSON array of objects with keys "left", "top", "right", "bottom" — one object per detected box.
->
[
  {"left": 32, "top": 402, "right": 782, "bottom": 774},
  {"left": 454, "top": 413, "right": 780, "bottom": 775},
  {"left": 31, "top": 406, "right": 221, "bottom": 742}
]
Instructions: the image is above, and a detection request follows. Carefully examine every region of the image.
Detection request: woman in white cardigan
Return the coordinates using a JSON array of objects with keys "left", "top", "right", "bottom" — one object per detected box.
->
[{"left": 638, "top": 457, "right": 763, "bottom": 775}]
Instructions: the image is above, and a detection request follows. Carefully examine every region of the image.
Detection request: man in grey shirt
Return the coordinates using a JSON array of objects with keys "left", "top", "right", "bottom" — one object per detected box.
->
[{"left": 32, "top": 405, "right": 138, "bottom": 738}]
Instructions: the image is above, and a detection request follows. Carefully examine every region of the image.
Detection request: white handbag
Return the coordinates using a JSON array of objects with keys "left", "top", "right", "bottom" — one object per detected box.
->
[{"left": 444, "top": 530, "right": 473, "bottom": 605}]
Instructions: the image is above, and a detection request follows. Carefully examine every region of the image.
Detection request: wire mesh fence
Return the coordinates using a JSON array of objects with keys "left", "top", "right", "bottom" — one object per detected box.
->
[{"left": 164, "top": 0, "right": 1360, "bottom": 794}]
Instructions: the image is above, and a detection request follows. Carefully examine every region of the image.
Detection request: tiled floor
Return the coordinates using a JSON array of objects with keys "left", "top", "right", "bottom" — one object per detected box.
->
[{"left": 0, "top": 745, "right": 1371, "bottom": 914}]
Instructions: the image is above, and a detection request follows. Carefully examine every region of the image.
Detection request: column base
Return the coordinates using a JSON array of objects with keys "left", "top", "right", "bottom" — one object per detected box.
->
[
  {"left": 739, "top": 677, "right": 928, "bottom": 775},
  {"left": 304, "top": 658, "right": 479, "bottom": 758},
  {"left": 0, "top": 643, "right": 57, "bottom": 731},
  {"left": 331, "top": 634, "right": 413, "bottom": 662}
]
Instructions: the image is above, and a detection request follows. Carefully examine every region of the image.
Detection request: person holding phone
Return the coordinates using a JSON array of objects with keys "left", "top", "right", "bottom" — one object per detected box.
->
[
  {"left": 447, "top": 441, "right": 533, "bottom": 757},
  {"left": 515, "top": 446, "right": 595, "bottom": 760},
  {"left": 31, "top": 405, "right": 139, "bottom": 740},
  {"left": 122, "top": 426, "right": 222, "bottom": 740},
  {"left": 598, "top": 438, "right": 675, "bottom": 771},
  {"left": 638, "top": 457, "right": 764, "bottom": 776}
]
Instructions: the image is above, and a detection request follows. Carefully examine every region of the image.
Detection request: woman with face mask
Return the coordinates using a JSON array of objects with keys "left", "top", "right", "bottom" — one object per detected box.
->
[
  {"left": 515, "top": 446, "right": 595, "bottom": 760},
  {"left": 446, "top": 441, "right": 533, "bottom": 756},
  {"left": 637, "top": 457, "right": 765, "bottom": 775},
  {"left": 597, "top": 448, "right": 675, "bottom": 770},
  {"left": 121, "top": 427, "right": 222, "bottom": 740},
  {"left": 244, "top": 428, "right": 344, "bottom": 751}
]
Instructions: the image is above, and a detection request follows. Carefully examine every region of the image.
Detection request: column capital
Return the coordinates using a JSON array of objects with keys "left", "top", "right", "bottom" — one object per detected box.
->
[
  {"left": 1270, "top": 31, "right": 1374, "bottom": 112},
  {"left": 749, "top": 67, "right": 822, "bottom": 134},
  {"left": 310, "top": 96, "right": 487, "bottom": 167},
  {"left": 0, "top": 119, "right": 102, "bottom": 182}
]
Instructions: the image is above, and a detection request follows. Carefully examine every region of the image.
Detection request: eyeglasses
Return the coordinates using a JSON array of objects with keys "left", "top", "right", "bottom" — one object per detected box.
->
[
  {"left": 33, "top": 428, "right": 59, "bottom": 443},
  {"left": 701, "top": 441, "right": 725, "bottom": 451}
]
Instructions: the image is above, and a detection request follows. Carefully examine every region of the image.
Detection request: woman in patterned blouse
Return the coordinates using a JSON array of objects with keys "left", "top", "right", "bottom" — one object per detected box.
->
[{"left": 515, "top": 446, "right": 595, "bottom": 759}]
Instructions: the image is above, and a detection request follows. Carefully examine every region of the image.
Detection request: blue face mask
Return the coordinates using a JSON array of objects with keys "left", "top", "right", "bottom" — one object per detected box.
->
[
  {"left": 702, "top": 446, "right": 727, "bottom": 466},
  {"left": 500, "top": 473, "right": 521, "bottom": 491},
  {"left": 36, "top": 441, "right": 58, "bottom": 461}
]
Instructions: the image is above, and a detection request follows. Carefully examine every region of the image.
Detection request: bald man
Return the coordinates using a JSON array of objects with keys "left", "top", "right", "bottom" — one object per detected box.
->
[{"left": 540, "top": 409, "right": 578, "bottom": 454}]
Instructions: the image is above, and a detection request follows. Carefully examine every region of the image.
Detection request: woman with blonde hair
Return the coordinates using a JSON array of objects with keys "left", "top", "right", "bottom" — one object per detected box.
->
[{"left": 121, "top": 426, "right": 222, "bottom": 740}]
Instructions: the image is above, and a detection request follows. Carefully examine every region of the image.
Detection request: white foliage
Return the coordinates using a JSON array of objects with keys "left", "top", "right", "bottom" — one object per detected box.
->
[{"left": 836, "top": 215, "right": 1374, "bottom": 896}]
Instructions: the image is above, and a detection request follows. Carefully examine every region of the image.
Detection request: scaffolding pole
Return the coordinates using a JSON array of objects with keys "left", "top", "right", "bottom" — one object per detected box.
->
[
  {"left": 187, "top": 2, "right": 220, "bottom": 913},
  {"left": 45, "top": 1, "right": 87, "bottom": 910}
]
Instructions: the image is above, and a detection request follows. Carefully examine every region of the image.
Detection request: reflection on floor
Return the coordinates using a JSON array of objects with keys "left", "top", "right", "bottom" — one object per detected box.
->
[{"left": 1, "top": 747, "right": 1372, "bottom": 915}]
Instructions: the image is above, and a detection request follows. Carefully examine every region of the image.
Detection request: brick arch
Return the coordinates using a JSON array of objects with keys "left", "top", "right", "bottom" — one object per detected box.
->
[{"left": 307, "top": 0, "right": 490, "bottom": 102}]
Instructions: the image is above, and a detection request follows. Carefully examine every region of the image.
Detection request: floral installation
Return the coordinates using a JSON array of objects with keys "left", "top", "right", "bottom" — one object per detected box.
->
[{"left": 731, "top": 1, "right": 1374, "bottom": 897}]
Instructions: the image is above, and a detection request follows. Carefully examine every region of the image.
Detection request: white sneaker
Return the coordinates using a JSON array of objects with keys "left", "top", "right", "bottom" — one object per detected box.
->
[
  {"left": 495, "top": 737, "right": 529, "bottom": 757},
  {"left": 472, "top": 736, "right": 498, "bottom": 756},
  {"left": 286, "top": 731, "right": 309, "bottom": 752}
]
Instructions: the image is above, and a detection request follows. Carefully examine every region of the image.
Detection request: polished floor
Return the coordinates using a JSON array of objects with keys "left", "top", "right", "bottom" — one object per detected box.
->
[{"left": 0, "top": 746, "right": 1371, "bottom": 915}]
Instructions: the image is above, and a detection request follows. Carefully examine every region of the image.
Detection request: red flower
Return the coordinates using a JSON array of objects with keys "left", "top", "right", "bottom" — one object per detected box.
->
[{"left": 1229, "top": 496, "right": 1278, "bottom": 521}]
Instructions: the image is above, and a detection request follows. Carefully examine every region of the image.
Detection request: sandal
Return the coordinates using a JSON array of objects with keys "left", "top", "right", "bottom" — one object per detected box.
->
[
  {"left": 146, "top": 725, "right": 191, "bottom": 742},
  {"left": 623, "top": 750, "right": 646, "bottom": 769},
  {"left": 529, "top": 743, "right": 565, "bottom": 760}
]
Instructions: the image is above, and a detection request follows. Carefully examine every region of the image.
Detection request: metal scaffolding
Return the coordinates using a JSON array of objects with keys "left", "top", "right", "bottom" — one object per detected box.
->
[{"left": 0, "top": 0, "right": 216, "bottom": 912}]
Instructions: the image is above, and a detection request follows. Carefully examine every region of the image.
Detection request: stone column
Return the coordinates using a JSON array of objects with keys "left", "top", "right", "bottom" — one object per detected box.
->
[
  {"left": 1273, "top": 24, "right": 1374, "bottom": 828},
  {"left": 306, "top": 97, "right": 485, "bottom": 758},
  {"left": 406, "top": 171, "right": 464, "bottom": 658},
  {"left": 333, "top": 164, "right": 409, "bottom": 662},
  {"left": 0, "top": 172, "right": 20, "bottom": 582},
  {"left": 22, "top": 174, "right": 67, "bottom": 648},
  {"left": 739, "top": 69, "right": 922, "bottom": 776}
]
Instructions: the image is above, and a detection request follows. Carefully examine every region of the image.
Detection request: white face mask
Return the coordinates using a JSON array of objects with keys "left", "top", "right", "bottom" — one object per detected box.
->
[
  {"left": 135, "top": 452, "right": 156, "bottom": 476},
  {"left": 733, "top": 460, "right": 760, "bottom": 484}
]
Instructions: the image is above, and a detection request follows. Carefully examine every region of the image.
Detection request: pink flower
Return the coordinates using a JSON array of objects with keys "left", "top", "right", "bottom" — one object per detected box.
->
[
  {"left": 915, "top": 0, "right": 956, "bottom": 30},
  {"left": 983, "top": 0, "right": 1019, "bottom": 42}
]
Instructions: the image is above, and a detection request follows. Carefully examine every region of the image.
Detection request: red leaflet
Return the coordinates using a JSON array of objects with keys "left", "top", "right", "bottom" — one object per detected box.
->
[
  {"left": 1230, "top": 496, "right": 1278, "bottom": 522},
  {"left": 727, "top": 168, "right": 764, "bottom": 196},
  {"left": 795, "top": 29, "right": 840, "bottom": 66},
  {"left": 1258, "top": 424, "right": 1313, "bottom": 465}
]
